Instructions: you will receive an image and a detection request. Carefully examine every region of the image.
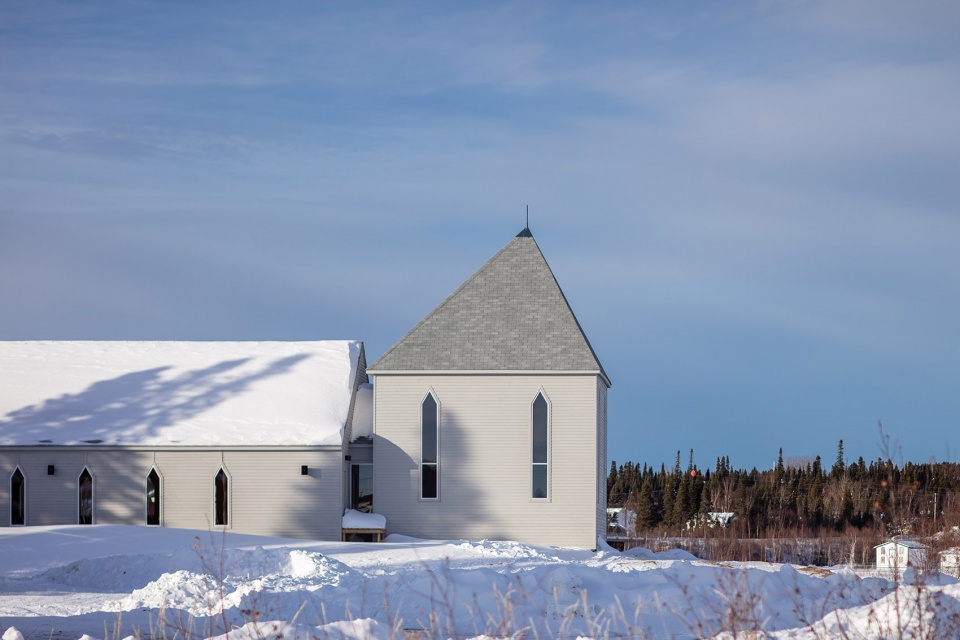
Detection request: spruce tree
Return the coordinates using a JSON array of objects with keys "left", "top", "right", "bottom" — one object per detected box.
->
[
  {"left": 636, "top": 475, "right": 656, "bottom": 530},
  {"left": 832, "top": 440, "right": 845, "bottom": 476}
]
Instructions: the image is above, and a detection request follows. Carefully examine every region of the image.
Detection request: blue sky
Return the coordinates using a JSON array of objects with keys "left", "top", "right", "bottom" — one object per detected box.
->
[{"left": 2, "top": 1, "right": 959, "bottom": 470}]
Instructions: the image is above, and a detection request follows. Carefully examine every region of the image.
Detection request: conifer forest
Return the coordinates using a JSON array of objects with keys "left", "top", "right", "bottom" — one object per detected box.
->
[{"left": 607, "top": 440, "right": 960, "bottom": 563}]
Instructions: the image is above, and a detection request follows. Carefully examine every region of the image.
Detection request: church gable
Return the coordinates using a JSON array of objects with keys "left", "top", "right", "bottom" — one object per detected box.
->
[{"left": 370, "top": 229, "right": 608, "bottom": 382}]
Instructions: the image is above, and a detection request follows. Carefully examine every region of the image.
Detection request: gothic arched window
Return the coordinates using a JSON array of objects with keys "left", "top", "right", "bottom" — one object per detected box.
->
[
  {"left": 421, "top": 392, "right": 439, "bottom": 500},
  {"left": 79, "top": 468, "right": 93, "bottom": 524},
  {"left": 10, "top": 468, "right": 25, "bottom": 526},
  {"left": 532, "top": 392, "right": 549, "bottom": 499},
  {"left": 214, "top": 468, "right": 229, "bottom": 526},
  {"left": 146, "top": 468, "right": 161, "bottom": 526}
]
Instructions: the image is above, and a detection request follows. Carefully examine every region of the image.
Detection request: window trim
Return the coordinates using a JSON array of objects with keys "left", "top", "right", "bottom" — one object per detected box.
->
[
  {"left": 78, "top": 467, "right": 95, "bottom": 525},
  {"left": 420, "top": 389, "right": 440, "bottom": 501},
  {"left": 531, "top": 389, "right": 551, "bottom": 501},
  {"left": 213, "top": 466, "right": 231, "bottom": 528},
  {"left": 10, "top": 467, "right": 25, "bottom": 526},
  {"left": 145, "top": 466, "right": 162, "bottom": 527}
]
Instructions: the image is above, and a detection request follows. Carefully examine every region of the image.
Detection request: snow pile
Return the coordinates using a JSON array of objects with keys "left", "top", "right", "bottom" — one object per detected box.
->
[
  {"left": 210, "top": 618, "right": 385, "bottom": 640},
  {"left": 3, "top": 525, "right": 960, "bottom": 639},
  {"left": 341, "top": 509, "right": 385, "bottom": 529},
  {"left": 454, "top": 539, "right": 555, "bottom": 560},
  {"left": 622, "top": 544, "right": 697, "bottom": 560},
  {"left": 0, "top": 341, "right": 362, "bottom": 446},
  {"left": 110, "top": 547, "right": 356, "bottom": 618}
]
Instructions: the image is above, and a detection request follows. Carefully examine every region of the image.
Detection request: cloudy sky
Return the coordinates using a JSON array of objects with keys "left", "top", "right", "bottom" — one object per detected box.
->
[{"left": 2, "top": 1, "right": 958, "bottom": 470}]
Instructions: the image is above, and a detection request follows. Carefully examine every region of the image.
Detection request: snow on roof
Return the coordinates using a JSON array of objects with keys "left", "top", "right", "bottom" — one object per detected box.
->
[
  {"left": 350, "top": 383, "right": 373, "bottom": 441},
  {"left": 875, "top": 539, "right": 928, "bottom": 549},
  {"left": 0, "top": 341, "right": 362, "bottom": 447}
]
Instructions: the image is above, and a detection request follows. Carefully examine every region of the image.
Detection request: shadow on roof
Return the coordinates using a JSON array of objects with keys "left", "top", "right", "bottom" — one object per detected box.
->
[{"left": 0, "top": 354, "right": 310, "bottom": 445}]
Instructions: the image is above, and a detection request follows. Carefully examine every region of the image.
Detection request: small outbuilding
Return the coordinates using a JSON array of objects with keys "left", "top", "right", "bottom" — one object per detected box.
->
[
  {"left": 940, "top": 548, "right": 960, "bottom": 576},
  {"left": 875, "top": 539, "right": 928, "bottom": 570}
]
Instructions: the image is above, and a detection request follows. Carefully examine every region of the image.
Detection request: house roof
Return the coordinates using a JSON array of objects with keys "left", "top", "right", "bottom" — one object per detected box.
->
[
  {"left": 0, "top": 341, "right": 363, "bottom": 447},
  {"left": 875, "top": 540, "right": 929, "bottom": 549},
  {"left": 369, "top": 229, "right": 609, "bottom": 384}
]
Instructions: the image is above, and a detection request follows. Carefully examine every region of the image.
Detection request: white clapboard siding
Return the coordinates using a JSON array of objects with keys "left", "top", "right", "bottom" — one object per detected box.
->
[
  {"left": 596, "top": 378, "right": 608, "bottom": 543},
  {"left": 373, "top": 373, "right": 602, "bottom": 549},
  {"left": 0, "top": 447, "right": 342, "bottom": 539}
]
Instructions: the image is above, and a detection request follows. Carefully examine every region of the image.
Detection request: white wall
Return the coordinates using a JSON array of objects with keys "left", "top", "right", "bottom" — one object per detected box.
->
[
  {"left": 372, "top": 373, "right": 604, "bottom": 549},
  {"left": 0, "top": 447, "right": 343, "bottom": 539}
]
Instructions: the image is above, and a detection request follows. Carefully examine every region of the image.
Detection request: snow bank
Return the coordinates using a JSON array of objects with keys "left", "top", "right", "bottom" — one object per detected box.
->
[{"left": 3, "top": 526, "right": 960, "bottom": 640}]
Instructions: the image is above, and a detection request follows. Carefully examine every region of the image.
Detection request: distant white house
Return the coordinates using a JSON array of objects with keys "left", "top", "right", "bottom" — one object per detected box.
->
[
  {"left": 875, "top": 539, "right": 928, "bottom": 570},
  {"left": 940, "top": 548, "right": 960, "bottom": 576},
  {"left": 607, "top": 508, "right": 636, "bottom": 535}
]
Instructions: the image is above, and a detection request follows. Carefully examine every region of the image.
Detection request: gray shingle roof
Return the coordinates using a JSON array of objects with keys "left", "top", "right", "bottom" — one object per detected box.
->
[{"left": 370, "top": 230, "right": 609, "bottom": 383}]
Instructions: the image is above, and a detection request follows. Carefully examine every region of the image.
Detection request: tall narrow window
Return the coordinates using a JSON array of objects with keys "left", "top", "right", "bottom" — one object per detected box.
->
[
  {"left": 532, "top": 393, "right": 549, "bottom": 499},
  {"left": 146, "top": 468, "right": 161, "bottom": 526},
  {"left": 214, "top": 468, "right": 228, "bottom": 526},
  {"left": 421, "top": 392, "right": 438, "bottom": 499},
  {"left": 10, "top": 468, "right": 25, "bottom": 526},
  {"left": 78, "top": 468, "right": 93, "bottom": 524}
]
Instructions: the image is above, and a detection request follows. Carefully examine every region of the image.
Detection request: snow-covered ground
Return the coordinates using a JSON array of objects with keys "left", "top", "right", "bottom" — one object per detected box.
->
[{"left": 2, "top": 526, "right": 959, "bottom": 639}]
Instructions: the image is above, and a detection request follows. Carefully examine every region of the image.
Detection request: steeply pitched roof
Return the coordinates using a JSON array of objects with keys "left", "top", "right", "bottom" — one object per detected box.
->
[
  {"left": 370, "top": 229, "right": 609, "bottom": 383},
  {"left": 0, "top": 341, "right": 364, "bottom": 447}
]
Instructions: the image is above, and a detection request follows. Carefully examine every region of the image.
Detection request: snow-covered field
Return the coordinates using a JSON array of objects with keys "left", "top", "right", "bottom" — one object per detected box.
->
[{"left": 2, "top": 526, "right": 959, "bottom": 639}]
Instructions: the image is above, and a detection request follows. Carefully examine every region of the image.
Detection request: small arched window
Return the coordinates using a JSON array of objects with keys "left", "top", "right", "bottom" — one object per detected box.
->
[
  {"left": 532, "top": 392, "right": 549, "bottom": 499},
  {"left": 10, "top": 468, "right": 25, "bottom": 526},
  {"left": 421, "top": 392, "right": 439, "bottom": 500},
  {"left": 79, "top": 468, "right": 93, "bottom": 525},
  {"left": 214, "top": 468, "right": 229, "bottom": 526},
  {"left": 146, "top": 468, "right": 161, "bottom": 526}
]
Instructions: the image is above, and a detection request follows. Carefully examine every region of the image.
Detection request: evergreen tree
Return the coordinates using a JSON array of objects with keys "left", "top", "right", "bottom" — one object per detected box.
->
[
  {"left": 607, "top": 460, "right": 618, "bottom": 499},
  {"left": 662, "top": 474, "right": 677, "bottom": 526},
  {"left": 832, "top": 440, "right": 845, "bottom": 476},
  {"left": 636, "top": 475, "right": 656, "bottom": 530}
]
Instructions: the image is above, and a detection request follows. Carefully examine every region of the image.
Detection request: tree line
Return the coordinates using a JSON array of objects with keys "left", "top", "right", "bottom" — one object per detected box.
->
[{"left": 607, "top": 441, "right": 960, "bottom": 538}]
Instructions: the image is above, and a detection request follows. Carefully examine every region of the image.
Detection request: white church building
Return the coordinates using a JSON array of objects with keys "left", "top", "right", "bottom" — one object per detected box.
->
[{"left": 0, "top": 229, "right": 610, "bottom": 549}]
